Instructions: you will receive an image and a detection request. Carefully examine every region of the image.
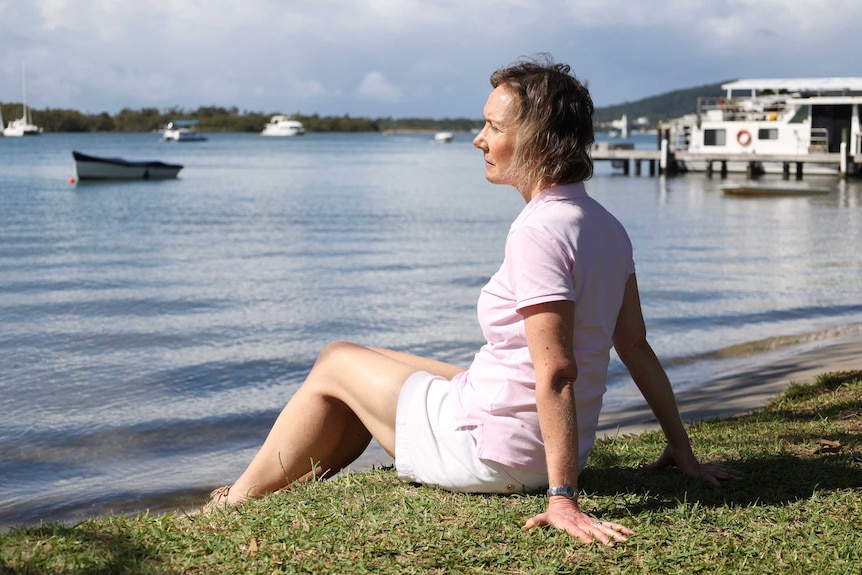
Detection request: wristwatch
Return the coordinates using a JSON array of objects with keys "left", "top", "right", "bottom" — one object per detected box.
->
[{"left": 546, "top": 484, "right": 576, "bottom": 498}]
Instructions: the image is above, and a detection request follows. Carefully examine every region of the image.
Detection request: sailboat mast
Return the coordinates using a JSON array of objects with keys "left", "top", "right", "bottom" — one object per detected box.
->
[{"left": 21, "top": 63, "right": 29, "bottom": 124}]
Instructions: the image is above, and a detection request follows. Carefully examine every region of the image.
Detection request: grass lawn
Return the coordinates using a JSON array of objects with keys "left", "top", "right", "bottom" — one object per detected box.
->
[{"left": 2, "top": 371, "right": 860, "bottom": 574}]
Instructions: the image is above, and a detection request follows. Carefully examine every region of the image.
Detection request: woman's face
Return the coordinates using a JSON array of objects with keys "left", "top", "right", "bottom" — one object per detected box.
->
[{"left": 473, "top": 85, "right": 518, "bottom": 187}]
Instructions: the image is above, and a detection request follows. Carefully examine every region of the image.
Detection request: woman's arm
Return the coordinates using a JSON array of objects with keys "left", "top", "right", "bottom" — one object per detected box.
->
[
  {"left": 612, "top": 274, "right": 733, "bottom": 484},
  {"left": 521, "top": 300, "right": 633, "bottom": 546}
]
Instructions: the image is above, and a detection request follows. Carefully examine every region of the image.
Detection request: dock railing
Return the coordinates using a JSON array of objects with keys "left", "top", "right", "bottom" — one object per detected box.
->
[{"left": 809, "top": 128, "right": 829, "bottom": 153}]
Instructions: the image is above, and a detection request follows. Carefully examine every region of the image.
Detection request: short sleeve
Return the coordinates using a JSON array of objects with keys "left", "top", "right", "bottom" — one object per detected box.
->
[{"left": 504, "top": 226, "right": 574, "bottom": 312}]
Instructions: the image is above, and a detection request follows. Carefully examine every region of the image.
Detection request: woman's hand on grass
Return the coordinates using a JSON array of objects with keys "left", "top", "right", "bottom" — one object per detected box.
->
[
  {"left": 522, "top": 497, "right": 635, "bottom": 546},
  {"left": 644, "top": 443, "right": 738, "bottom": 486}
]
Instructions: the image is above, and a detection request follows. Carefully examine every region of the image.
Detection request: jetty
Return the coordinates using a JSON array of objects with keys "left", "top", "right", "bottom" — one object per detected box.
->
[{"left": 591, "top": 137, "right": 862, "bottom": 180}]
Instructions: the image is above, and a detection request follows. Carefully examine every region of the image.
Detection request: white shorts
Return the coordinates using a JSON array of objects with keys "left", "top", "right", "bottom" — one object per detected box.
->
[{"left": 395, "top": 371, "right": 548, "bottom": 494}]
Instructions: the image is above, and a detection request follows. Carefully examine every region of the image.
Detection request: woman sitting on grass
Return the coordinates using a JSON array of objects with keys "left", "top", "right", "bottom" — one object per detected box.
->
[{"left": 198, "top": 54, "right": 733, "bottom": 546}]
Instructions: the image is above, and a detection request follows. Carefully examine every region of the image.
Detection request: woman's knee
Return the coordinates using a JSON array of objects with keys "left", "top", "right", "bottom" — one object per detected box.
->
[
  {"left": 307, "top": 341, "right": 365, "bottom": 392},
  {"left": 314, "top": 341, "right": 359, "bottom": 372}
]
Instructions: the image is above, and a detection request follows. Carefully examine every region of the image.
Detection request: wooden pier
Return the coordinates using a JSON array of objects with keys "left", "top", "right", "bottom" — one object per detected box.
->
[{"left": 591, "top": 141, "right": 862, "bottom": 179}]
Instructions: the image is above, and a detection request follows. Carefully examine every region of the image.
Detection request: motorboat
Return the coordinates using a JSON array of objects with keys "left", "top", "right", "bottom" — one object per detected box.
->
[
  {"left": 434, "top": 131, "right": 454, "bottom": 143},
  {"left": 163, "top": 120, "right": 207, "bottom": 142},
  {"left": 261, "top": 115, "right": 306, "bottom": 136},
  {"left": 658, "top": 77, "right": 862, "bottom": 174},
  {"left": 720, "top": 183, "right": 831, "bottom": 196},
  {"left": 5, "top": 63, "right": 43, "bottom": 137},
  {"left": 72, "top": 151, "right": 183, "bottom": 180}
]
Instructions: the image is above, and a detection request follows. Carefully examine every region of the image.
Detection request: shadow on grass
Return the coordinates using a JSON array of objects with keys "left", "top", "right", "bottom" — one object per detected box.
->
[
  {"left": 583, "top": 379, "right": 862, "bottom": 515},
  {"left": 0, "top": 522, "right": 163, "bottom": 575},
  {"left": 582, "top": 451, "right": 861, "bottom": 516}
]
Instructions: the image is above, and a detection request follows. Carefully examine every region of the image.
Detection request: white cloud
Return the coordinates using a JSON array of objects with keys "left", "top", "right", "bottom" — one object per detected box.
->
[
  {"left": 355, "top": 72, "right": 403, "bottom": 104},
  {"left": 2, "top": 0, "right": 861, "bottom": 117}
]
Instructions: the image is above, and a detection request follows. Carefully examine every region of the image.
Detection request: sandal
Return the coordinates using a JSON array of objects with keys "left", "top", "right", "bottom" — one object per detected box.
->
[{"left": 202, "top": 485, "right": 233, "bottom": 511}]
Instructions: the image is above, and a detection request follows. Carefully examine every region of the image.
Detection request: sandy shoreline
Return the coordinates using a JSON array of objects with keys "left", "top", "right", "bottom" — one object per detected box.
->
[{"left": 596, "top": 334, "right": 862, "bottom": 438}]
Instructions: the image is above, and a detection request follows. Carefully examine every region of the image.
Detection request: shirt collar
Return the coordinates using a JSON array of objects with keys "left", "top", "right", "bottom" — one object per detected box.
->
[{"left": 533, "top": 182, "right": 587, "bottom": 203}]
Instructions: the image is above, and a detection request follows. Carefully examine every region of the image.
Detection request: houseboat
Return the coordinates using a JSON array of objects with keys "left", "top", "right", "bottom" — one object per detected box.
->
[{"left": 658, "top": 77, "right": 862, "bottom": 175}]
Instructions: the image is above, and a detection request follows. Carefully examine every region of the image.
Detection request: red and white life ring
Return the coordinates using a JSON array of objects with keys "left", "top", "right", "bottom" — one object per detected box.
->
[{"left": 737, "top": 129, "right": 752, "bottom": 146}]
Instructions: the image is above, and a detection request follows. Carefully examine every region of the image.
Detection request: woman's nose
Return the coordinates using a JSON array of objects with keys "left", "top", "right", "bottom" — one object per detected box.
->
[{"left": 473, "top": 130, "right": 485, "bottom": 149}]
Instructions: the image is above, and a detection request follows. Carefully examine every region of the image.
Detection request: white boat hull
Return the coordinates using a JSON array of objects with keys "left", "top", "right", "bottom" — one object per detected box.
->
[
  {"left": 163, "top": 130, "right": 207, "bottom": 142},
  {"left": 261, "top": 128, "right": 305, "bottom": 136},
  {"left": 4, "top": 119, "right": 42, "bottom": 137}
]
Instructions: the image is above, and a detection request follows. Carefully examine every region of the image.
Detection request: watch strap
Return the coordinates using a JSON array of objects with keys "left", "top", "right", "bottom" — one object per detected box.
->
[{"left": 546, "top": 484, "right": 576, "bottom": 498}]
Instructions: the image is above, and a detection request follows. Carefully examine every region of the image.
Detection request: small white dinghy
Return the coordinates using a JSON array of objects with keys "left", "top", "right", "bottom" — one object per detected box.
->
[{"left": 73, "top": 151, "right": 183, "bottom": 181}]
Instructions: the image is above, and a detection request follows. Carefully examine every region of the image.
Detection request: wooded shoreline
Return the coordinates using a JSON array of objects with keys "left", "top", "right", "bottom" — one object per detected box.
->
[{"left": 1, "top": 80, "right": 727, "bottom": 134}]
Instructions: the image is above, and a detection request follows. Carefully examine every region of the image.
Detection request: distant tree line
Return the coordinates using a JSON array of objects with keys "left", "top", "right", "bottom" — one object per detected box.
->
[
  {"left": 0, "top": 103, "right": 482, "bottom": 134},
  {"left": 1, "top": 82, "right": 730, "bottom": 134}
]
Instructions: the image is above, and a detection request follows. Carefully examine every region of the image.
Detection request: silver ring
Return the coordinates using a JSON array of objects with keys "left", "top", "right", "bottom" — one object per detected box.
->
[{"left": 594, "top": 521, "right": 603, "bottom": 528}]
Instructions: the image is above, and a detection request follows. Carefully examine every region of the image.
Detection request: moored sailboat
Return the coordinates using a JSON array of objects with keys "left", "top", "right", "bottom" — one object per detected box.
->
[{"left": 5, "top": 64, "right": 43, "bottom": 137}]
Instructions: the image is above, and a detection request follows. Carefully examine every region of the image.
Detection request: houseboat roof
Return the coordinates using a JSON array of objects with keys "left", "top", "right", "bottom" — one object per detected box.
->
[{"left": 722, "top": 77, "right": 862, "bottom": 94}]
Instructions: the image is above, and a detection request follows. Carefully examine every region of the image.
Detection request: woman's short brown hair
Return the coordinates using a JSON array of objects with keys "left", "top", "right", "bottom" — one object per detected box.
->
[{"left": 490, "top": 54, "right": 594, "bottom": 192}]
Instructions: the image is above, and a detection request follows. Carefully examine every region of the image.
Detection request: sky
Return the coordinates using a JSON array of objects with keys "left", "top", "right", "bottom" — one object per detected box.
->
[{"left": 2, "top": 0, "right": 861, "bottom": 120}]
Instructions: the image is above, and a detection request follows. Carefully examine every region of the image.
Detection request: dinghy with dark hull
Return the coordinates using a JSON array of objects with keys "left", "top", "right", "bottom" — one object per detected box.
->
[{"left": 73, "top": 151, "right": 183, "bottom": 181}]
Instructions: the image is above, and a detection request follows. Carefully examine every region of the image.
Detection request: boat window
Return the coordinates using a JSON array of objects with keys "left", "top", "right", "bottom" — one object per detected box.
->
[
  {"left": 758, "top": 128, "right": 779, "bottom": 140},
  {"left": 787, "top": 106, "right": 809, "bottom": 124},
  {"left": 704, "top": 129, "right": 726, "bottom": 146}
]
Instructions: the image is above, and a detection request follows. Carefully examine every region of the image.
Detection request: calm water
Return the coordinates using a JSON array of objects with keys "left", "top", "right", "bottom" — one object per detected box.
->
[{"left": 2, "top": 132, "right": 861, "bottom": 527}]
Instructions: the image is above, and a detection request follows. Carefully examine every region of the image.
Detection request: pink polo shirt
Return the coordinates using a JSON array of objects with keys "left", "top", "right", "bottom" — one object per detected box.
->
[{"left": 449, "top": 182, "right": 635, "bottom": 473}]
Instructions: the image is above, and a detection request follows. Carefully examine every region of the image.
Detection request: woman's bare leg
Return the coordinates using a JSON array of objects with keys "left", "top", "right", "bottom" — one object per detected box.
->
[
  {"left": 226, "top": 341, "right": 463, "bottom": 503},
  {"left": 368, "top": 347, "right": 465, "bottom": 380}
]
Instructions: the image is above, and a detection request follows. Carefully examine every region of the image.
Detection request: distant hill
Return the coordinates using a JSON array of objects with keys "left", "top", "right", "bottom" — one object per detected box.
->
[{"left": 594, "top": 80, "right": 732, "bottom": 128}]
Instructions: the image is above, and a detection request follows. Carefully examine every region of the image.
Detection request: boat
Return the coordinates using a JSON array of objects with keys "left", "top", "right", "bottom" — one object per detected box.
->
[
  {"left": 658, "top": 77, "right": 862, "bottom": 174},
  {"left": 434, "top": 131, "right": 454, "bottom": 143},
  {"left": 261, "top": 115, "right": 306, "bottom": 136},
  {"left": 608, "top": 113, "right": 629, "bottom": 139},
  {"left": 720, "top": 183, "right": 831, "bottom": 196},
  {"left": 163, "top": 120, "right": 207, "bottom": 142},
  {"left": 72, "top": 151, "right": 183, "bottom": 180},
  {"left": 5, "top": 64, "right": 43, "bottom": 137}
]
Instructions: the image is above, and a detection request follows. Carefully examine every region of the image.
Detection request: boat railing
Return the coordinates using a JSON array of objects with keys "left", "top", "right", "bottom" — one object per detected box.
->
[{"left": 697, "top": 96, "right": 789, "bottom": 122}]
